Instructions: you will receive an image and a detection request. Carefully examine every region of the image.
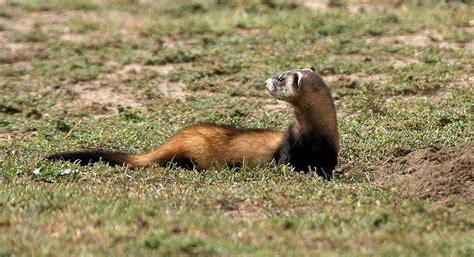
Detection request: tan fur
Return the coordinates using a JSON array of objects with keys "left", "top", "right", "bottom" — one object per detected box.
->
[{"left": 118, "top": 125, "right": 284, "bottom": 168}]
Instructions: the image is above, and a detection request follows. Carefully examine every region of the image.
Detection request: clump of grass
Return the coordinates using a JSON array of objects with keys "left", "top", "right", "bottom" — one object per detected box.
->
[
  {"left": 66, "top": 19, "right": 101, "bottom": 34},
  {"left": 32, "top": 61, "right": 107, "bottom": 82},
  {"left": 144, "top": 47, "right": 202, "bottom": 65},
  {"left": 18, "top": 0, "right": 98, "bottom": 11},
  {"left": 11, "top": 30, "right": 48, "bottom": 43}
]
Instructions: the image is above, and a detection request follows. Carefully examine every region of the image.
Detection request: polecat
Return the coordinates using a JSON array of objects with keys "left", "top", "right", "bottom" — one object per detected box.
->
[{"left": 47, "top": 69, "right": 339, "bottom": 178}]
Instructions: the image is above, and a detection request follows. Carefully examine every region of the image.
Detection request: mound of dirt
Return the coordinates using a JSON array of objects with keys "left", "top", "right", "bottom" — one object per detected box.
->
[{"left": 375, "top": 142, "right": 473, "bottom": 204}]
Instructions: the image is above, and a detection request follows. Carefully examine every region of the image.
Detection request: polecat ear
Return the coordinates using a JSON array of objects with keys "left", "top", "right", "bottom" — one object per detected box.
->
[{"left": 296, "top": 71, "right": 303, "bottom": 88}]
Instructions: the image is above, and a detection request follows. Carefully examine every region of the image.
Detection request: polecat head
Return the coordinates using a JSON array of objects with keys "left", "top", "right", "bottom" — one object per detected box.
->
[{"left": 265, "top": 68, "right": 329, "bottom": 103}]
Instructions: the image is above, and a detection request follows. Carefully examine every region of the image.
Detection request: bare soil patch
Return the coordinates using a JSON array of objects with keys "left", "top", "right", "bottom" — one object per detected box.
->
[
  {"left": 384, "top": 88, "right": 452, "bottom": 103},
  {"left": 102, "top": 63, "right": 188, "bottom": 100},
  {"left": 67, "top": 82, "right": 144, "bottom": 114},
  {"left": 224, "top": 205, "right": 266, "bottom": 220},
  {"left": 303, "top": 0, "right": 389, "bottom": 14},
  {"left": 261, "top": 101, "right": 288, "bottom": 111},
  {"left": 367, "top": 30, "right": 473, "bottom": 50},
  {"left": 302, "top": 1, "right": 329, "bottom": 12},
  {"left": 387, "top": 56, "right": 418, "bottom": 68},
  {"left": 375, "top": 142, "right": 474, "bottom": 204},
  {"left": 59, "top": 33, "right": 97, "bottom": 43},
  {"left": 156, "top": 81, "right": 188, "bottom": 100},
  {"left": 325, "top": 73, "right": 393, "bottom": 87},
  {"left": 102, "top": 63, "right": 176, "bottom": 79},
  {"left": 53, "top": 63, "right": 186, "bottom": 115}
]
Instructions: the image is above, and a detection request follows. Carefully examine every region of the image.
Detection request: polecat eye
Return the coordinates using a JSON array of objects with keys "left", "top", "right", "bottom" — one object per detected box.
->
[{"left": 277, "top": 74, "right": 285, "bottom": 82}]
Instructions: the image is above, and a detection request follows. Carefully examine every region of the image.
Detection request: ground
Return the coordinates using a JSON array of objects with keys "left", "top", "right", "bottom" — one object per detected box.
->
[{"left": 0, "top": 0, "right": 473, "bottom": 256}]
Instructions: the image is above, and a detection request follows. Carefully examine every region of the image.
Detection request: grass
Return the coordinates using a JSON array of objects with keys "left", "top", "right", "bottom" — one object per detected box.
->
[{"left": 1, "top": 0, "right": 473, "bottom": 256}]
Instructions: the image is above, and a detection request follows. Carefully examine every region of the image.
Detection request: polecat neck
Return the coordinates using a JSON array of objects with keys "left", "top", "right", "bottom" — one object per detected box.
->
[{"left": 291, "top": 96, "right": 339, "bottom": 153}]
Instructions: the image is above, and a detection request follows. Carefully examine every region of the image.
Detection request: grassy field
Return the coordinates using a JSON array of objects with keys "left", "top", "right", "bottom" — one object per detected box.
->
[{"left": 1, "top": 0, "right": 473, "bottom": 256}]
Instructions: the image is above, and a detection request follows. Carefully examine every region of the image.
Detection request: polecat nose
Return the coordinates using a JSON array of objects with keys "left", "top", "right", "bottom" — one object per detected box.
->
[{"left": 265, "top": 78, "right": 275, "bottom": 92}]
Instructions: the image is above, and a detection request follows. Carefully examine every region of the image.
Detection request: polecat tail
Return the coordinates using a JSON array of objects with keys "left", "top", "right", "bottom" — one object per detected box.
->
[{"left": 45, "top": 150, "right": 154, "bottom": 167}]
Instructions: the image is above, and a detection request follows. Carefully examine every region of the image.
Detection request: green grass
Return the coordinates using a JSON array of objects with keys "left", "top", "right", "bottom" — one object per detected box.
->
[{"left": 1, "top": 0, "right": 473, "bottom": 256}]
